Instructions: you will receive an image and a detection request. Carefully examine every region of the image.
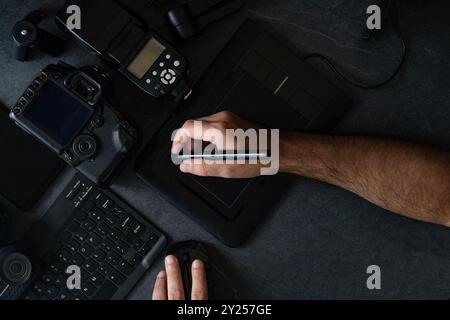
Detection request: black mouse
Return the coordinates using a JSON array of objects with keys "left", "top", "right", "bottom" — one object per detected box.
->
[
  {"left": 166, "top": 240, "right": 209, "bottom": 300},
  {"left": 166, "top": 241, "right": 238, "bottom": 300}
]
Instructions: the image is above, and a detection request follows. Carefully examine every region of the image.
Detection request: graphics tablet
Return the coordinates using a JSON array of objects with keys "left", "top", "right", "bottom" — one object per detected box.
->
[{"left": 136, "top": 20, "right": 352, "bottom": 246}]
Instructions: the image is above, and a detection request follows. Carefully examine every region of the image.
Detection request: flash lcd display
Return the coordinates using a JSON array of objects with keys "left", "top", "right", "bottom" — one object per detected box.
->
[{"left": 127, "top": 38, "right": 166, "bottom": 79}]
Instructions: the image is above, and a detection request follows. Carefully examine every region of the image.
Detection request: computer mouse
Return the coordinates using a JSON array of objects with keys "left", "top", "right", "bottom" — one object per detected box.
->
[
  {"left": 166, "top": 240, "right": 209, "bottom": 300},
  {"left": 166, "top": 241, "right": 238, "bottom": 300}
]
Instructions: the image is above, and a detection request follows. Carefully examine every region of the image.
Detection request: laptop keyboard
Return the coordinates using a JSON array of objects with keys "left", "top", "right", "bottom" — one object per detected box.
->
[{"left": 22, "top": 176, "right": 166, "bottom": 300}]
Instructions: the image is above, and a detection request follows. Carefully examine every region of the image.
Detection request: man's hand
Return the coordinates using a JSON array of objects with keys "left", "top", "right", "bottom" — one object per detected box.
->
[
  {"left": 172, "top": 111, "right": 267, "bottom": 178},
  {"left": 171, "top": 111, "right": 450, "bottom": 227},
  {"left": 152, "top": 255, "right": 208, "bottom": 300}
]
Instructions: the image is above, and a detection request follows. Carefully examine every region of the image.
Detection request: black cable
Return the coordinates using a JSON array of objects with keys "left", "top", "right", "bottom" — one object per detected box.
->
[{"left": 301, "top": 2, "right": 406, "bottom": 90}]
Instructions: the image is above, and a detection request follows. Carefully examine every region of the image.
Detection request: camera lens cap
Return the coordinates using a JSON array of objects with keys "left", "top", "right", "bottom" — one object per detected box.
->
[
  {"left": 12, "top": 21, "right": 38, "bottom": 46},
  {"left": 1, "top": 252, "right": 32, "bottom": 285},
  {"left": 73, "top": 135, "right": 97, "bottom": 160}
]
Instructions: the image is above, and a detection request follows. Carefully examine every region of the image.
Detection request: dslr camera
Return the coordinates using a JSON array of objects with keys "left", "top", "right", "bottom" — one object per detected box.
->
[{"left": 10, "top": 62, "right": 138, "bottom": 185}]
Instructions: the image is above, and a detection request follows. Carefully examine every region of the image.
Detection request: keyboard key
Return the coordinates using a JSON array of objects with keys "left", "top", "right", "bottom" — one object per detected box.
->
[
  {"left": 115, "top": 241, "right": 129, "bottom": 255},
  {"left": 92, "top": 249, "right": 106, "bottom": 262},
  {"left": 105, "top": 211, "right": 118, "bottom": 225},
  {"left": 93, "top": 191, "right": 103, "bottom": 204},
  {"left": 138, "top": 244, "right": 151, "bottom": 256},
  {"left": 58, "top": 250, "right": 72, "bottom": 264},
  {"left": 74, "top": 229, "right": 88, "bottom": 242},
  {"left": 142, "top": 232, "right": 158, "bottom": 246},
  {"left": 89, "top": 272, "right": 105, "bottom": 287},
  {"left": 79, "top": 243, "right": 94, "bottom": 257},
  {"left": 126, "top": 253, "right": 142, "bottom": 267},
  {"left": 124, "top": 230, "right": 139, "bottom": 244},
  {"left": 96, "top": 223, "right": 111, "bottom": 237},
  {"left": 100, "top": 239, "right": 115, "bottom": 252},
  {"left": 117, "top": 261, "right": 134, "bottom": 276},
  {"left": 66, "top": 239, "right": 80, "bottom": 253},
  {"left": 66, "top": 180, "right": 83, "bottom": 199},
  {"left": 70, "top": 253, "right": 85, "bottom": 266},
  {"left": 109, "top": 229, "right": 122, "bottom": 242},
  {"left": 133, "top": 239, "right": 144, "bottom": 251},
  {"left": 87, "top": 233, "right": 102, "bottom": 246},
  {"left": 106, "top": 252, "right": 121, "bottom": 265},
  {"left": 112, "top": 206, "right": 125, "bottom": 215},
  {"left": 108, "top": 271, "right": 125, "bottom": 286},
  {"left": 131, "top": 223, "right": 145, "bottom": 237},
  {"left": 116, "top": 214, "right": 133, "bottom": 231},
  {"left": 100, "top": 197, "right": 114, "bottom": 211},
  {"left": 88, "top": 208, "right": 104, "bottom": 222},
  {"left": 98, "top": 262, "right": 114, "bottom": 277},
  {"left": 81, "top": 219, "right": 97, "bottom": 232},
  {"left": 81, "top": 282, "right": 97, "bottom": 297},
  {"left": 83, "top": 259, "right": 99, "bottom": 273},
  {"left": 93, "top": 281, "right": 118, "bottom": 300}
]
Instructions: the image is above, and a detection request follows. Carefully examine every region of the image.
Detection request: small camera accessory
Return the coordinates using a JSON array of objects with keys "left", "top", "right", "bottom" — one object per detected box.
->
[
  {"left": 0, "top": 246, "right": 36, "bottom": 300},
  {"left": 12, "top": 10, "right": 65, "bottom": 62},
  {"left": 10, "top": 62, "right": 138, "bottom": 185},
  {"left": 56, "top": 0, "right": 190, "bottom": 100},
  {"left": 166, "top": 0, "right": 246, "bottom": 41}
]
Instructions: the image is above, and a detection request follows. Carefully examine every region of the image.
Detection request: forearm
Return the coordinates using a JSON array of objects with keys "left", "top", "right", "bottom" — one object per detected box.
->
[{"left": 280, "top": 133, "right": 450, "bottom": 227}]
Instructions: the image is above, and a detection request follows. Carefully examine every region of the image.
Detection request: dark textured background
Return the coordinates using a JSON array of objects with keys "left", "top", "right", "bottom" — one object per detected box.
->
[{"left": 0, "top": 0, "right": 449, "bottom": 299}]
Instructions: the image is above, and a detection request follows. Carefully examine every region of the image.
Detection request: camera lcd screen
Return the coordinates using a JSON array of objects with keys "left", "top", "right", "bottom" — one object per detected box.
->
[
  {"left": 24, "top": 81, "right": 93, "bottom": 147},
  {"left": 127, "top": 38, "right": 166, "bottom": 79}
]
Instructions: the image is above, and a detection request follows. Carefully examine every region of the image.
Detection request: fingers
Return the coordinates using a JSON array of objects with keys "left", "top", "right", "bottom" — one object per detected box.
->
[
  {"left": 172, "top": 120, "right": 224, "bottom": 154},
  {"left": 153, "top": 257, "right": 209, "bottom": 300},
  {"left": 152, "top": 271, "right": 167, "bottom": 300},
  {"left": 172, "top": 112, "right": 239, "bottom": 154},
  {"left": 180, "top": 159, "right": 262, "bottom": 179},
  {"left": 165, "top": 255, "right": 186, "bottom": 300},
  {"left": 191, "top": 260, "right": 208, "bottom": 300}
]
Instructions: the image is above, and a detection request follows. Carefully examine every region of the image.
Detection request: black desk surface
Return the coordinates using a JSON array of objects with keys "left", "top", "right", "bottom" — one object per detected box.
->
[{"left": 1, "top": 0, "right": 449, "bottom": 299}]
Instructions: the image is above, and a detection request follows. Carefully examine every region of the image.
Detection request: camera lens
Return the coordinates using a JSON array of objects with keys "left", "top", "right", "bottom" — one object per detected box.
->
[
  {"left": 1, "top": 252, "right": 32, "bottom": 285},
  {"left": 73, "top": 135, "right": 97, "bottom": 160}
]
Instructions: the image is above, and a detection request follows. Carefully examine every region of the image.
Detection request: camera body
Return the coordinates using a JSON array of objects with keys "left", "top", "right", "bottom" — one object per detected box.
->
[{"left": 10, "top": 63, "right": 138, "bottom": 185}]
